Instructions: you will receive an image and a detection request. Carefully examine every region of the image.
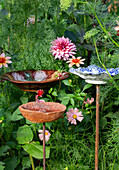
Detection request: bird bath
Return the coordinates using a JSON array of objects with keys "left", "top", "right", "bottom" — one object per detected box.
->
[
  {"left": 2, "top": 69, "right": 69, "bottom": 170},
  {"left": 19, "top": 102, "right": 66, "bottom": 123},
  {"left": 1, "top": 69, "right": 69, "bottom": 92},
  {"left": 69, "top": 65, "right": 119, "bottom": 170}
]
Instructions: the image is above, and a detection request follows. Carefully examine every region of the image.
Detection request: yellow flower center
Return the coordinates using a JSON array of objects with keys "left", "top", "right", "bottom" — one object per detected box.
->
[
  {"left": 0, "top": 57, "right": 6, "bottom": 63},
  {"left": 45, "top": 132, "right": 48, "bottom": 135},
  {"left": 72, "top": 114, "right": 77, "bottom": 119}
]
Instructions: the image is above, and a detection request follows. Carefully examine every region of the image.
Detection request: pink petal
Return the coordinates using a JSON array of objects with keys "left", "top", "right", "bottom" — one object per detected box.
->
[
  {"left": 77, "top": 111, "right": 83, "bottom": 117},
  {"left": 84, "top": 101, "right": 87, "bottom": 104},
  {"left": 45, "top": 136, "right": 50, "bottom": 142},
  {"left": 39, "top": 134, "right": 43, "bottom": 141},
  {"left": 1, "top": 53, "right": 5, "bottom": 57},
  {"left": 6, "top": 60, "right": 12, "bottom": 63},
  {"left": 37, "top": 99, "right": 45, "bottom": 103},
  {"left": 77, "top": 57, "right": 82, "bottom": 59},
  {"left": 69, "top": 63, "right": 74, "bottom": 67},
  {"left": 6, "top": 57, "right": 11, "bottom": 59},
  {"left": 74, "top": 108, "right": 79, "bottom": 113},
  {"left": 68, "top": 117, "right": 73, "bottom": 122},
  {"left": 77, "top": 116, "right": 84, "bottom": 122},
  {"left": 38, "top": 130, "right": 43, "bottom": 133},
  {"left": 91, "top": 98, "right": 94, "bottom": 102},
  {"left": 3, "top": 63, "right": 8, "bottom": 67},
  {"left": 79, "top": 61, "right": 84, "bottom": 64},
  {"left": 71, "top": 119, "right": 77, "bottom": 125}
]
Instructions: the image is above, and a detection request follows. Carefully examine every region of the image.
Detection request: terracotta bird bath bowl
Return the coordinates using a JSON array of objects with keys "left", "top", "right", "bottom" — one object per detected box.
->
[
  {"left": 19, "top": 102, "right": 66, "bottom": 123},
  {"left": 1, "top": 69, "right": 69, "bottom": 92}
]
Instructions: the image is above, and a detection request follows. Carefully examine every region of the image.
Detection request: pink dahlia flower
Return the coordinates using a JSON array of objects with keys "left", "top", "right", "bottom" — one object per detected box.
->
[
  {"left": 84, "top": 98, "right": 94, "bottom": 104},
  {"left": 66, "top": 56, "right": 85, "bottom": 67},
  {"left": 38, "top": 130, "right": 51, "bottom": 142},
  {"left": 66, "top": 108, "right": 84, "bottom": 125},
  {"left": 0, "top": 53, "right": 12, "bottom": 68},
  {"left": 50, "top": 36, "right": 77, "bottom": 61}
]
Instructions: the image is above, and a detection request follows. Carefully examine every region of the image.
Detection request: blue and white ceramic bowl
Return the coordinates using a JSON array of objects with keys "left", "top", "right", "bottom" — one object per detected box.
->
[{"left": 69, "top": 65, "right": 119, "bottom": 84}]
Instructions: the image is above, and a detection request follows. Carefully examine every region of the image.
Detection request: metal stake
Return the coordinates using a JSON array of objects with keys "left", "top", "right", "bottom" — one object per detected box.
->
[
  {"left": 95, "top": 85, "right": 100, "bottom": 170},
  {"left": 43, "top": 122, "right": 46, "bottom": 170}
]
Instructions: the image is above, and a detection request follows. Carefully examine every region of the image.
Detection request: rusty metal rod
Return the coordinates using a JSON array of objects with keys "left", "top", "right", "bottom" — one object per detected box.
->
[
  {"left": 95, "top": 85, "right": 100, "bottom": 170},
  {"left": 43, "top": 122, "right": 46, "bottom": 170}
]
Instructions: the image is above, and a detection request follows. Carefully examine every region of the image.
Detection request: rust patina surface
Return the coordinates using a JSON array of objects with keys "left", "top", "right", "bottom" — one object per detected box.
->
[{"left": 19, "top": 102, "right": 66, "bottom": 123}]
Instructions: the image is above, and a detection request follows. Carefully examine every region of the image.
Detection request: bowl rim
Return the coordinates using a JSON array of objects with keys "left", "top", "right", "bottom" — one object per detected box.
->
[
  {"left": 19, "top": 101, "right": 66, "bottom": 114},
  {"left": 1, "top": 69, "right": 70, "bottom": 84}
]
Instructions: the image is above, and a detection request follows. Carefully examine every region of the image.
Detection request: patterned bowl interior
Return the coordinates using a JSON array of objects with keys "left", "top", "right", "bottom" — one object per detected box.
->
[
  {"left": 1, "top": 69, "right": 69, "bottom": 91},
  {"left": 69, "top": 65, "right": 119, "bottom": 84}
]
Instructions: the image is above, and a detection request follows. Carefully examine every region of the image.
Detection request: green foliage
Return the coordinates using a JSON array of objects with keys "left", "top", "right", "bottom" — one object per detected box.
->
[
  {"left": 22, "top": 157, "right": 31, "bottom": 170},
  {"left": 23, "top": 142, "right": 50, "bottom": 159},
  {"left": 0, "top": 145, "right": 10, "bottom": 157},
  {"left": 0, "top": 162, "right": 5, "bottom": 170},
  {"left": 11, "top": 108, "right": 23, "bottom": 121},
  {"left": 17, "top": 125, "right": 33, "bottom": 144},
  {"left": 84, "top": 29, "right": 100, "bottom": 39},
  {"left": 0, "top": 0, "right": 119, "bottom": 169}
]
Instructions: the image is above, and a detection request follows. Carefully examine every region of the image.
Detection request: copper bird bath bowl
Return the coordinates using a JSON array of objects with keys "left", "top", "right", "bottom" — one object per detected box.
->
[
  {"left": 19, "top": 102, "right": 66, "bottom": 123},
  {"left": 1, "top": 69, "right": 69, "bottom": 92},
  {"left": 19, "top": 102, "right": 66, "bottom": 170}
]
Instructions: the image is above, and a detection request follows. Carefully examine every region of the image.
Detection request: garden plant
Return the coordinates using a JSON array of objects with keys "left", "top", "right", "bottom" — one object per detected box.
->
[{"left": 0, "top": 0, "right": 119, "bottom": 170}]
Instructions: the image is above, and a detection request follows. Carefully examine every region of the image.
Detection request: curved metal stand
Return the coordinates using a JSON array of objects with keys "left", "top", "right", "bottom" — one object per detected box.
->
[
  {"left": 95, "top": 85, "right": 100, "bottom": 170},
  {"left": 43, "top": 122, "right": 46, "bottom": 170}
]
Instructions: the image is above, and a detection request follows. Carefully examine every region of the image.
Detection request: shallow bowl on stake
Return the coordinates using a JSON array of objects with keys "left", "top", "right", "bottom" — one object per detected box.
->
[
  {"left": 69, "top": 65, "right": 119, "bottom": 84},
  {"left": 19, "top": 102, "right": 66, "bottom": 123},
  {"left": 1, "top": 69, "right": 69, "bottom": 92}
]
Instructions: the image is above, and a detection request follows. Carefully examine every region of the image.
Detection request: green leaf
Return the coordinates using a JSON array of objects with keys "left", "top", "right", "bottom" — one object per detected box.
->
[
  {"left": 48, "top": 88, "right": 53, "bottom": 94},
  {"left": 45, "top": 122, "right": 53, "bottom": 129},
  {"left": 26, "top": 119, "right": 34, "bottom": 125},
  {"left": 105, "top": 113, "right": 118, "bottom": 119},
  {"left": 84, "top": 29, "right": 100, "bottom": 39},
  {"left": 0, "top": 146, "right": 10, "bottom": 156},
  {"left": 75, "top": 97, "right": 83, "bottom": 101},
  {"left": 35, "top": 167, "right": 43, "bottom": 170},
  {"left": 80, "top": 92, "right": 86, "bottom": 97},
  {"left": 23, "top": 142, "right": 50, "bottom": 159},
  {"left": 20, "top": 96, "right": 28, "bottom": 104},
  {"left": 70, "top": 98, "right": 74, "bottom": 106},
  {"left": 62, "top": 79, "right": 73, "bottom": 87},
  {"left": 64, "top": 30, "right": 77, "bottom": 42},
  {"left": 4, "top": 157, "right": 18, "bottom": 170},
  {"left": 11, "top": 108, "right": 23, "bottom": 121},
  {"left": 0, "top": 162, "right": 5, "bottom": 170},
  {"left": 61, "top": 97, "right": 70, "bottom": 106},
  {"left": 46, "top": 94, "right": 53, "bottom": 101},
  {"left": 67, "top": 94, "right": 75, "bottom": 98},
  {"left": 22, "top": 157, "right": 31, "bottom": 169},
  {"left": 52, "top": 91, "right": 58, "bottom": 97},
  {"left": 17, "top": 125, "right": 33, "bottom": 144},
  {"left": 82, "top": 84, "right": 92, "bottom": 92}
]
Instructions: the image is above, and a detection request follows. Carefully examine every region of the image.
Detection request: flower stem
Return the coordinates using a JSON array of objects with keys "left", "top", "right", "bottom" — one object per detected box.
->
[
  {"left": 94, "top": 41, "right": 119, "bottom": 90},
  {"left": 85, "top": 0, "right": 119, "bottom": 48},
  {"left": 29, "top": 155, "right": 35, "bottom": 170},
  {"left": 94, "top": 11, "right": 119, "bottom": 48}
]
